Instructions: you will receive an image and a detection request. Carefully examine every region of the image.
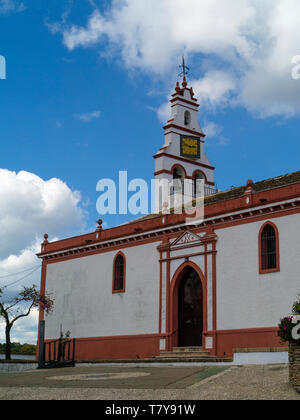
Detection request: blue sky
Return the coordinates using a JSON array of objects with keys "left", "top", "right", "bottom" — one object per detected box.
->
[
  {"left": 1, "top": 0, "right": 300, "bottom": 230},
  {"left": 0, "top": 0, "right": 300, "bottom": 343}
]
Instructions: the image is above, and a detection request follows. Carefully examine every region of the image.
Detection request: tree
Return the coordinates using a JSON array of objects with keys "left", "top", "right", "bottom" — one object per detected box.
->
[
  {"left": 0, "top": 285, "right": 54, "bottom": 360},
  {"left": 20, "top": 344, "right": 37, "bottom": 355}
]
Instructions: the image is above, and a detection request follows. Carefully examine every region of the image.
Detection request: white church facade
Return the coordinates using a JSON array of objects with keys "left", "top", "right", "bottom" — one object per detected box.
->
[{"left": 37, "top": 76, "right": 300, "bottom": 361}]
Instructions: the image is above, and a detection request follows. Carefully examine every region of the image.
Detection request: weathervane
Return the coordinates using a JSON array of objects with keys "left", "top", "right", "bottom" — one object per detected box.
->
[{"left": 179, "top": 56, "right": 190, "bottom": 78}]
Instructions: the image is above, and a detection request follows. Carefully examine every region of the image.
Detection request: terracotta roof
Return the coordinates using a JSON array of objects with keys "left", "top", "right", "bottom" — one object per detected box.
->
[
  {"left": 127, "top": 170, "right": 300, "bottom": 223},
  {"left": 38, "top": 169, "right": 300, "bottom": 256},
  {"left": 205, "top": 170, "right": 300, "bottom": 205}
]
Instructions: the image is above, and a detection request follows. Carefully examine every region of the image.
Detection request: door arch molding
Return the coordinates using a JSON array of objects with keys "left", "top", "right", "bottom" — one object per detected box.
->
[{"left": 168, "top": 261, "right": 207, "bottom": 350}]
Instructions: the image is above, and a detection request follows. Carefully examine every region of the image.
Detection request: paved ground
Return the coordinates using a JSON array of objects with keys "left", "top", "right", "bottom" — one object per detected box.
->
[{"left": 0, "top": 364, "right": 299, "bottom": 400}]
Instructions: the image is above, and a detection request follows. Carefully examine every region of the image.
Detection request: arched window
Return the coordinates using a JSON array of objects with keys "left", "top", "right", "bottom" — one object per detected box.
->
[
  {"left": 184, "top": 111, "right": 191, "bottom": 126},
  {"left": 193, "top": 172, "right": 205, "bottom": 197},
  {"left": 113, "top": 253, "right": 126, "bottom": 293},
  {"left": 259, "top": 223, "right": 280, "bottom": 273},
  {"left": 172, "top": 166, "right": 185, "bottom": 195}
]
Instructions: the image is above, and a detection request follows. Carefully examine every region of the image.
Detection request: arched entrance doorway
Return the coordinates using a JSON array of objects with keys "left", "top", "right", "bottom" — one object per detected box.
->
[{"left": 178, "top": 267, "right": 203, "bottom": 347}]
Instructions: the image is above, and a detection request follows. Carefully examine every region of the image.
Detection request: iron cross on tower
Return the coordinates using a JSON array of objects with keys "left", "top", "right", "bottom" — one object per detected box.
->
[{"left": 179, "top": 56, "right": 190, "bottom": 78}]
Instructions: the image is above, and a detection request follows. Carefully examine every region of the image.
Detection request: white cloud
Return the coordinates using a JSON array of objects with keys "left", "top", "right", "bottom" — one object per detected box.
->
[
  {"left": 75, "top": 110, "right": 101, "bottom": 122},
  {"left": 50, "top": 0, "right": 300, "bottom": 118},
  {"left": 238, "top": 0, "right": 300, "bottom": 117},
  {"left": 60, "top": 1, "right": 255, "bottom": 73},
  {"left": 202, "top": 121, "right": 223, "bottom": 138},
  {"left": 0, "top": 169, "right": 85, "bottom": 259},
  {"left": 62, "top": 9, "right": 107, "bottom": 51},
  {"left": 190, "top": 72, "right": 236, "bottom": 110},
  {"left": 154, "top": 102, "right": 171, "bottom": 124},
  {"left": 0, "top": 169, "right": 86, "bottom": 344},
  {"left": 202, "top": 121, "right": 230, "bottom": 146},
  {"left": 0, "top": 0, "right": 25, "bottom": 14}
]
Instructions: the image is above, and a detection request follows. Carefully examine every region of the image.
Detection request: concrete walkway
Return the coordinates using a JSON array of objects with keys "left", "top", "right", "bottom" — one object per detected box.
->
[{"left": 0, "top": 364, "right": 299, "bottom": 400}]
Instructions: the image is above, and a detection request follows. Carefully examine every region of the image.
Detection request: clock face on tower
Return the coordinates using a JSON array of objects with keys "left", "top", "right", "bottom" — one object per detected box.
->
[{"left": 180, "top": 136, "right": 200, "bottom": 159}]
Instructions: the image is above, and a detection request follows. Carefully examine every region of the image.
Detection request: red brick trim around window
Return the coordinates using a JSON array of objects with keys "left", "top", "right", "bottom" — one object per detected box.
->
[
  {"left": 171, "top": 163, "right": 188, "bottom": 178},
  {"left": 112, "top": 251, "right": 126, "bottom": 293},
  {"left": 258, "top": 221, "right": 280, "bottom": 275}
]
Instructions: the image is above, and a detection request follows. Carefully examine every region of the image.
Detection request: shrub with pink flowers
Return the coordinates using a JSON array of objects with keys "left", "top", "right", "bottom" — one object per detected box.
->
[
  {"left": 278, "top": 316, "right": 299, "bottom": 343},
  {"left": 278, "top": 294, "right": 300, "bottom": 344}
]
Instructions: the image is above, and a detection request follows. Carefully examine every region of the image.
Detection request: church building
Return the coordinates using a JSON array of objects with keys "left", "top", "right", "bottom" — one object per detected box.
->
[{"left": 37, "top": 75, "right": 300, "bottom": 361}]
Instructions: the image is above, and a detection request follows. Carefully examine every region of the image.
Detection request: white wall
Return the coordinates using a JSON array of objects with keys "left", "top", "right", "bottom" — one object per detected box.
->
[
  {"left": 44, "top": 212, "right": 300, "bottom": 340},
  {"left": 216, "top": 214, "right": 300, "bottom": 330},
  {"left": 44, "top": 242, "right": 160, "bottom": 340}
]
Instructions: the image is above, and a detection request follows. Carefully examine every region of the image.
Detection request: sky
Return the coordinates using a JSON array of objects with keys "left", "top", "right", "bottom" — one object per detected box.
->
[{"left": 0, "top": 0, "right": 300, "bottom": 344}]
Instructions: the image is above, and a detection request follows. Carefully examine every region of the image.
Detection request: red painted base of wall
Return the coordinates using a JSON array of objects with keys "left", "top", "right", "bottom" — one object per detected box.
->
[
  {"left": 43, "top": 328, "right": 285, "bottom": 361},
  {"left": 215, "top": 327, "right": 285, "bottom": 357},
  {"left": 46, "top": 334, "right": 161, "bottom": 361}
]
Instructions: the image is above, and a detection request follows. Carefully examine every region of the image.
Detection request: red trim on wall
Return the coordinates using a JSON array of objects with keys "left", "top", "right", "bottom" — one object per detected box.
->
[
  {"left": 163, "top": 123, "right": 205, "bottom": 138},
  {"left": 154, "top": 169, "right": 194, "bottom": 180},
  {"left": 258, "top": 221, "right": 280, "bottom": 275},
  {"left": 153, "top": 152, "right": 215, "bottom": 171},
  {"left": 42, "top": 327, "right": 286, "bottom": 360},
  {"left": 161, "top": 130, "right": 205, "bottom": 144},
  {"left": 213, "top": 327, "right": 285, "bottom": 357},
  {"left": 166, "top": 249, "right": 171, "bottom": 347},
  {"left": 42, "top": 236, "right": 162, "bottom": 265},
  {"left": 192, "top": 169, "right": 208, "bottom": 183},
  {"left": 36, "top": 261, "right": 47, "bottom": 359},
  {"left": 38, "top": 181, "right": 299, "bottom": 258},
  {"left": 170, "top": 163, "right": 188, "bottom": 178},
  {"left": 38, "top": 261, "right": 47, "bottom": 324},
  {"left": 159, "top": 250, "right": 163, "bottom": 334},
  {"left": 170, "top": 96, "right": 199, "bottom": 107},
  {"left": 38, "top": 205, "right": 300, "bottom": 267},
  {"left": 45, "top": 333, "right": 161, "bottom": 361},
  {"left": 154, "top": 168, "right": 216, "bottom": 188},
  {"left": 211, "top": 240, "right": 217, "bottom": 356}
]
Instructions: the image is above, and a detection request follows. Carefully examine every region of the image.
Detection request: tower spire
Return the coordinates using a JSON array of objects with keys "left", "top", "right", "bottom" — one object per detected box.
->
[{"left": 178, "top": 56, "right": 190, "bottom": 79}]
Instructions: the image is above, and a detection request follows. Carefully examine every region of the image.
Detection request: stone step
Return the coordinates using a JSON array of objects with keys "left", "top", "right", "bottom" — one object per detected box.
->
[
  {"left": 172, "top": 347, "right": 206, "bottom": 353},
  {"left": 157, "top": 352, "right": 212, "bottom": 359},
  {"left": 154, "top": 356, "right": 233, "bottom": 363}
]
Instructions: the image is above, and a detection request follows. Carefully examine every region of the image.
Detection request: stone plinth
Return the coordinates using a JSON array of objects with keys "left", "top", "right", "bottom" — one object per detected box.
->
[{"left": 289, "top": 343, "right": 300, "bottom": 393}]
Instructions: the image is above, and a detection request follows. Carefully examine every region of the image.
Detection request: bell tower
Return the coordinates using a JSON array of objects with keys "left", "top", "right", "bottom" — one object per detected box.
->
[{"left": 154, "top": 66, "right": 216, "bottom": 206}]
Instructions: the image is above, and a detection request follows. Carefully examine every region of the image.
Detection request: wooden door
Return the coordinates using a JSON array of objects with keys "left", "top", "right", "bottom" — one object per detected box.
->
[{"left": 178, "top": 267, "right": 203, "bottom": 347}]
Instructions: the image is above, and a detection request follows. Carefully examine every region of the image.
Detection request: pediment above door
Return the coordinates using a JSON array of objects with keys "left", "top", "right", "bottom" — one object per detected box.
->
[{"left": 170, "top": 230, "right": 205, "bottom": 249}]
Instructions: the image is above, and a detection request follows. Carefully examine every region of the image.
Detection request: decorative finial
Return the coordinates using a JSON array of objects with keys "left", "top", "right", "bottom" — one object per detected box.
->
[
  {"left": 178, "top": 56, "right": 190, "bottom": 79},
  {"left": 244, "top": 179, "right": 255, "bottom": 197},
  {"left": 96, "top": 219, "right": 103, "bottom": 231},
  {"left": 162, "top": 202, "right": 169, "bottom": 215},
  {"left": 43, "top": 234, "right": 49, "bottom": 244}
]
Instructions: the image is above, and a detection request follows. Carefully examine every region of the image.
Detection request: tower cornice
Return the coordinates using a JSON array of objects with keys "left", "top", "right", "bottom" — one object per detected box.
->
[
  {"left": 163, "top": 123, "right": 206, "bottom": 138},
  {"left": 170, "top": 96, "right": 199, "bottom": 107}
]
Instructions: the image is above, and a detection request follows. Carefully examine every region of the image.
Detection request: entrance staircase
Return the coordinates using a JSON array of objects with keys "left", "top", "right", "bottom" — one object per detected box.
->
[{"left": 155, "top": 347, "right": 233, "bottom": 363}]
